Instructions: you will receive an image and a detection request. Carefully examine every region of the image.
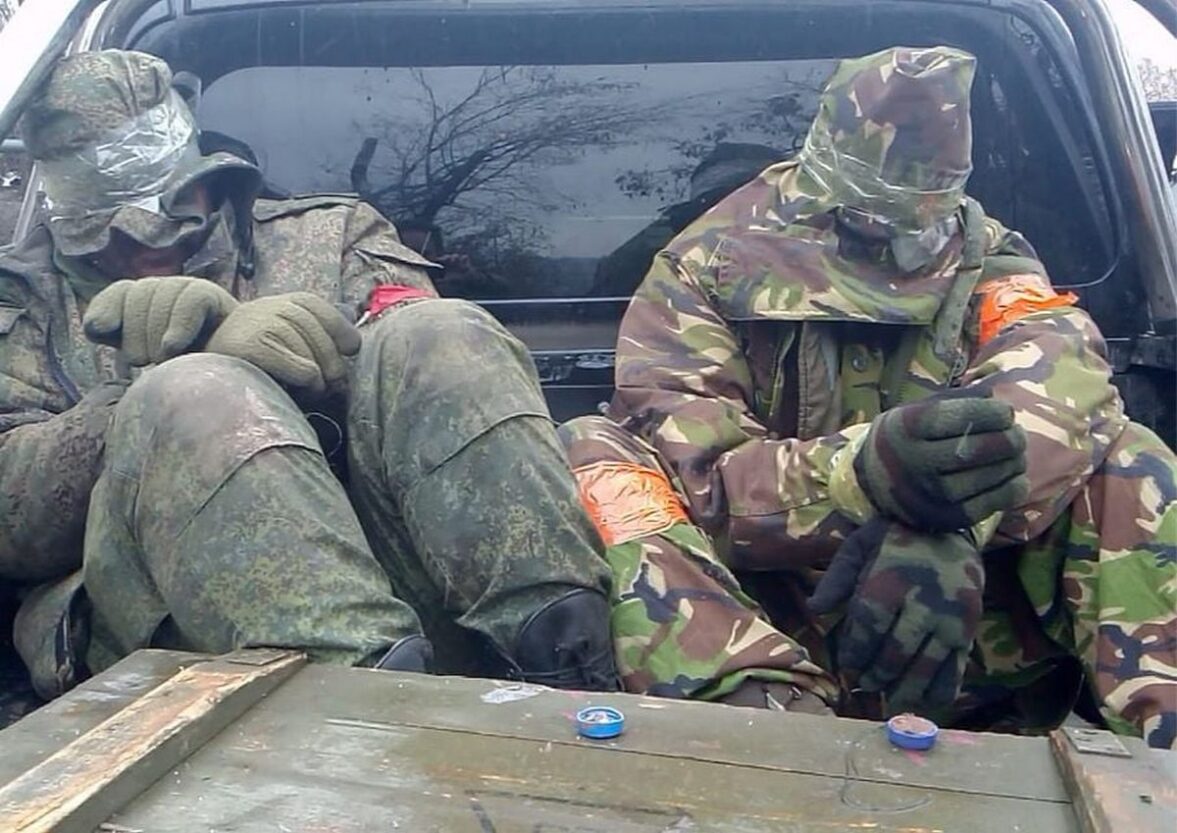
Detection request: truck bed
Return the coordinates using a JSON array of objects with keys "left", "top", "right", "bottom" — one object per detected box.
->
[{"left": 1, "top": 650, "right": 1174, "bottom": 832}]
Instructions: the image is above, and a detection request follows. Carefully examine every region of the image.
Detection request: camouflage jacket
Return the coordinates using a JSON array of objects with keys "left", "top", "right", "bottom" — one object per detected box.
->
[
  {"left": 0, "top": 196, "right": 436, "bottom": 583},
  {"left": 609, "top": 162, "right": 1128, "bottom": 570}
]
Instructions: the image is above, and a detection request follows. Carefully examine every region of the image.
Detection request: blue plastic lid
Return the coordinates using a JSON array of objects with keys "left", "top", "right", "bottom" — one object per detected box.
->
[
  {"left": 576, "top": 706, "right": 625, "bottom": 740},
  {"left": 886, "top": 713, "right": 939, "bottom": 751}
]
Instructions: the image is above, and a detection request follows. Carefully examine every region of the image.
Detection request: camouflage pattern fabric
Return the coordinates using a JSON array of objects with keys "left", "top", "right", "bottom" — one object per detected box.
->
[
  {"left": 1, "top": 200, "right": 611, "bottom": 695},
  {"left": 808, "top": 520, "right": 987, "bottom": 710},
  {"left": 983, "top": 421, "right": 1176, "bottom": 746},
  {"left": 792, "top": 47, "right": 974, "bottom": 232},
  {"left": 22, "top": 50, "right": 262, "bottom": 260},
  {"left": 21, "top": 50, "right": 175, "bottom": 159},
  {"left": 576, "top": 45, "right": 1175, "bottom": 746},
  {"left": 71, "top": 353, "right": 421, "bottom": 677},
  {"left": 0, "top": 49, "right": 612, "bottom": 698},
  {"left": 559, "top": 416, "right": 839, "bottom": 704},
  {"left": 346, "top": 300, "right": 612, "bottom": 668}
]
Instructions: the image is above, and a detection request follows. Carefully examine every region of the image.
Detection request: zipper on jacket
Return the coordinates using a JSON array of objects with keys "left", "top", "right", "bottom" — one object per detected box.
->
[
  {"left": 45, "top": 320, "right": 82, "bottom": 407},
  {"left": 765, "top": 325, "right": 800, "bottom": 439}
]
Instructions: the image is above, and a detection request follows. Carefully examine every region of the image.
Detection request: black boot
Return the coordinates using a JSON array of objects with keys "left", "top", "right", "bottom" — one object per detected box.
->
[
  {"left": 373, "top": 634, "right": 434, "bottom": 673},
  {"left": 506, "top": 589, "right": 621, "bottom": 691}
]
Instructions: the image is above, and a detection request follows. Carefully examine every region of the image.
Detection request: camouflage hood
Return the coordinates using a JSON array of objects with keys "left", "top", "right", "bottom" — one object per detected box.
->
[
  {"left": 663, "top": 46, "right": 990, "bottom": 326},
  {"left": 21, "top": 50, "right": 261, "bottom": 259},
  {"left": 782, "top": 45, "right": 976, "bottom": 272}
]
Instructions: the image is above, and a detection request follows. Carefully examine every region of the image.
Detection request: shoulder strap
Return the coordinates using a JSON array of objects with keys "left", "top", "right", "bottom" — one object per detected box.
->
[{"left": 879, "top": 198, "right": 988, "bottom": 405}]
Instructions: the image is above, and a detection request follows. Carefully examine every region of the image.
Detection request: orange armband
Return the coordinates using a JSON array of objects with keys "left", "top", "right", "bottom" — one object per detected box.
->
[
  {"left": 976, "top": 273, "right": 1077, "bottom": 346},
  {"left": 573, "top": 461, "right": 688, "bottom": 546}
]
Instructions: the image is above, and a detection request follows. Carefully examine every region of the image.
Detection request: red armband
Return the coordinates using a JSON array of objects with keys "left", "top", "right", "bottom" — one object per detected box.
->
[{"left": 364, "top": 284, "right": 432, "bottom": 320}]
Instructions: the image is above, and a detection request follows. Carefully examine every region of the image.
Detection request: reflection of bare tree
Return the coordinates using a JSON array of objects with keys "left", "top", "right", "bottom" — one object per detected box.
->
[
  {"left": 615, "top": 70, "right": 827, "bottom": 202},
  {"left": 343, "top": 62, "right": 828, "bottom": 297},
  {"left": 1139, "top": 57, "right": 1177, "bottom": 101},
  {"left": 350, "top": 67, "right": 649, "bottom": 234}
]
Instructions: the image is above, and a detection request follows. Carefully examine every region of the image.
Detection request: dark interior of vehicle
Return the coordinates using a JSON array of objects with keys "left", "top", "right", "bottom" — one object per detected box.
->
[{"left": 83, "top": 0, "right": 1140, "bottom": 421}]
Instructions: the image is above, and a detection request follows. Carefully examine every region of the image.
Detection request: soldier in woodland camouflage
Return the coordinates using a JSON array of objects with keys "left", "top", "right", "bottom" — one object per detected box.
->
[
  {"left": 0, "top": 50, "right": 619, "bottom": 703},
  {"left": 564, "top": 46, "right": 1176, "bottom": 745}
]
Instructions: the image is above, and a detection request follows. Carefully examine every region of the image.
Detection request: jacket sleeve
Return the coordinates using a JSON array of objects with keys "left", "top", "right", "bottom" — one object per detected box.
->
[
  {"left": 338, "top": 202, "right": 439, "bottom": 315},
  {"left": 0, "top": 391, "right": 126, "bottom": 583},
  {"left": 611, "top": 250, "right": 862, "bottom": 570},
  {"left": 959, "top": 291, "right": 1126, "bottom": 546},
  {"left": 0, "top": 289, "right": 124, "bottom": 583},
  {"left": 944, "top": 219, "right": 1127, "bottom": 546}
]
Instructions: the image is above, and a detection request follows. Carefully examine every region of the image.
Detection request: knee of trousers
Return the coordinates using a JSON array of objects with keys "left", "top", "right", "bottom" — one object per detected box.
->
[
  {"left": 1081, "top": 420, "right": 1177, "bottom": 547},
  {"left": 558, "top": 415, "right": 664, "bottom": 470},
  {"left": 362, "top": 298, "right": 539, "bottom": 390},
  {"left": 106, "top": 353, "right": 321, "bottom": 487},
  {"left": 352, "top": 299, "right": 552, "bottom": 484}
]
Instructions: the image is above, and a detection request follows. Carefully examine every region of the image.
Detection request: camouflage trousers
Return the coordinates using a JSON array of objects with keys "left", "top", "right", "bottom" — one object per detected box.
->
[
  {"left": 16, "top": 300, "right": 610, "bottom": 697},
  {"left": 558, "top": 416, "right": 840, "bottom": 705},
  {"left": 561, "top": 415, "right": 1176, "bottom": 747}
]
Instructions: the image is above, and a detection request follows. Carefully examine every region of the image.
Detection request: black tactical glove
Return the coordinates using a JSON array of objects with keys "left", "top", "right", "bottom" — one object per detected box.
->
[
  {"left": 809, "top": 518, "right": 984, "bottom": 710},
  {"left": 854, "top": 389, "right": 1029, "bottom": 532}
]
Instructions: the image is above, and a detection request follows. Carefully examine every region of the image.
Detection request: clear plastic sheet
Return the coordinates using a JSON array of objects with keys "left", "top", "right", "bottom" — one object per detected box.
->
[
  {"left": 888, "top": 215, "right": 959, "bottom": 272},
  {"left": 39, "top": 90, "right": 199, "bottom": 219},
  {"left": 797, "top": 110, "right": 971, "bottom": 247}
]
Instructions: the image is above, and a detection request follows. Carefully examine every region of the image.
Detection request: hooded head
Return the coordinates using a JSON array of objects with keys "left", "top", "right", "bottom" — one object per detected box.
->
[
  {"left": 791, "top": 45, "right": 977, "bottom": 271},
  {"left": 21, "top": 50, "right": 261, "bottom": 265}
]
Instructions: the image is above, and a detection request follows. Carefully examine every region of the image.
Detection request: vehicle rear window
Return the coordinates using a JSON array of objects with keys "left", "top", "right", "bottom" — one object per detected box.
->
[
  {"left": 199, "top": 60, "right": 833, "bottom": 299},
  {"left": 128, "top": 1, "right": 1117, "bottom": 304}
]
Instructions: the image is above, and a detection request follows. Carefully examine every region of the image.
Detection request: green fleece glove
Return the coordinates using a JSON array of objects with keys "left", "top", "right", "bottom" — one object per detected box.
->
[
  {"left": 854, "top": 389, "right": 1029, "bottom": 532},
  {"left": 205, "top": 292, "right": 361, "bottom": 396},
  {"left": 809, "top": 519, "right": 984, "bottom": 709},
  {"left": 84, "top": 277, "right": 239, "bottom": 367}
]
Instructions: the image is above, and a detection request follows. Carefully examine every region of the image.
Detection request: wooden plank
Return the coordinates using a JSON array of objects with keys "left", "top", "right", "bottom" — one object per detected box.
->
[
  {"left": 111, "top": 713, "right": 1079, "bottom": 833},
  {"left": 105, "top": 666, "right": 1082, "bottom": 832},
  {"left": 0, "top": 651, "right": 205, "bottom": 788},
  {"left": 0, "top": 650, "right": 303, "bottom": 833},
  {"left": 1050, "top": 727, "right": 1177, "bottom": 833},
  {"left": 217, "top": 666, "right": 1071, "bottom": 803}
]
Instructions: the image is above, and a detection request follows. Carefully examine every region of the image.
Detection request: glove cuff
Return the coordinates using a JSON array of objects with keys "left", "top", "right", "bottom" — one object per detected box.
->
[
  {"left": 966, "top": 512, "right": 1003, "bottom": 550},
  {"left": 830, "top": 423, "right": 877, "bottom": 524}
]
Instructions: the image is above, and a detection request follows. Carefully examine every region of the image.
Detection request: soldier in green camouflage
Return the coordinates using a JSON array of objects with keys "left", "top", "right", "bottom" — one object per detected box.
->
[
  {"left": 0, "top": 50, "right": 620, "bottom": 703},
  {"left": 563, "top": 45, "right": 1177, "bottom": 745}
]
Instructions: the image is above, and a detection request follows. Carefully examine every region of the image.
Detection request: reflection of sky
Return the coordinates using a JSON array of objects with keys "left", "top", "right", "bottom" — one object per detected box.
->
[
  {"left": 199, "top": 61, "right": 830, "bottom": 257},
  {"left": 1107, "top": 0, "right": 1176, "bottom": 69}
]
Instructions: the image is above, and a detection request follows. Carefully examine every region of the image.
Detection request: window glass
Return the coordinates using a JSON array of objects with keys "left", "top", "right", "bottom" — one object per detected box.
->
[
  {"left": 149, "top": 1, "right": 1117, "bottom": 301},
  {"left": 200, "top": 61, "right": 834, "bottom": 298},
  {"left": 1108, "top": 0, "right": 1177, "bottom": 102},
  {"left": 0, "top": 147, "right": 29, "bottom": 246}
]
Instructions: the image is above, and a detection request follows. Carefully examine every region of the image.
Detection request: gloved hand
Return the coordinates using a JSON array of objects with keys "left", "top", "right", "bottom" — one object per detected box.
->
[
  {"left": 808, "top": 518, "right": 984, "bottom": 710},
  {"left": 854, "top": 389, "right": 1029, "bottom": 532},
  {"left": 83, "top": 277, "right": 238, "bottom": 366},
  {"left": 205, "top": 292, "right": 362, "bottom": 396}
]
